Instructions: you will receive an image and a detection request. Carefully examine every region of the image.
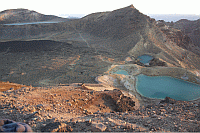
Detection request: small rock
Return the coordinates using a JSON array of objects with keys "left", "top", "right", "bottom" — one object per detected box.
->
[
  {"left": 70, "top": 118, "right": 75, "bottom": 122},
  {"left": 160, "top": 97, "right": 175, "bottom": 104},
  {"left": 94, "top": 110, "right": 100, "bottom": 114},
  {"left": 90, "top": 91, "right": 94, "bottom": 95},
  {"left": 91, "top": 122, "right": 107, "bottom": 132},
  {"left": 85, "top": 119, "right": 92, "bottom": 123},
  {"left": 10, "top": 88, "right": 14, "bottom": 90},
  {"left": 78, "top": 98, "right": 84, "bottom": 101},
  {"left": 68, "top": 103, "right": 72, "bottom": 106},
  {"left": 83, "top": 109, "right": 88, "bottom": 114},
  {"left": 111, "top": 123, "right": 115, "bottom": 127},
  {"left": 32, "top": 111, "right": 39, "bottom": 115},
  {"left": 84, "top": 98, "right": 88, "bottom": 101},
  {"left": 47, "top": 114, "right": 52, "bottom": 118},
  {"left": 1, "top": 94, "right": 7, "bottom": 97},
  {"left": 143, "top": 123, "right": 148, "bottom": 127},
  {"left": 30, "top": 107, "right": 36, "bottom": 112},
  {"left": 151, "top": 114, "right": 157, "bottom": 118},
  {"left": 25, "top": 111, "right": 39, "bottom": 119},
  {"left": 66, "top": 100, "right": 69, "bottom": 102},
  {"left": 147, "top": 120, "right": 152, "bottom": 124},
  {"left": 73, "top": 99, "right": 76, "bottom": 102},
  {"left": 36, "top": 104, "right": 43, "bottom": 108},
  {"left": 31, "top": 117, "right": 38, "bottom": 121}
]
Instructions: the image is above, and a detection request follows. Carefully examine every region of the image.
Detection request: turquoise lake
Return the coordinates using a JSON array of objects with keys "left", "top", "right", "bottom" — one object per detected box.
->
[
  {"left": 114, "top": 70, "right": 129, "bottom": 75},
  {"left": 136, "top": 74, "right": 200, "bottom": 101},
  {"left": 138, "top": 55, "right": 153, "bottom": 64}
]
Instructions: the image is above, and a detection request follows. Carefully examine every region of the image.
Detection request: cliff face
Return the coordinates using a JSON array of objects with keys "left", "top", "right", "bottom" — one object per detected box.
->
[
  {"left": 156, "top": 20, "right": 200, "bottom": 56},
  {"left": 171, "top": 19, "right": 200, "bottom": 47},
  {"left": 0, "top": 9, "right": 67, "bottom": 24}
]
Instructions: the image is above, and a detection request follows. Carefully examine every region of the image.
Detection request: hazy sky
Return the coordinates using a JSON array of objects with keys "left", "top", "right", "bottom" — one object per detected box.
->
[{"left": 1, "top": 0, "right": 200, "bottom": 17}]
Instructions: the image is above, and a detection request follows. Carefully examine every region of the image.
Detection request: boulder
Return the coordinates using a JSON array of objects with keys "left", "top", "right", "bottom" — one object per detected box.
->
[
  {"left": 91, "top": 122, "right": 107, "bottom": 132},
  {"left": 149, "top": 58, "right": 166, "bottom": 66},
  {"left": 0, "top": 119, "right": 32, "bottom": 132},
  {"left": 41, "top": 122, "right": 72, "bottom": 132},
  {"left": 160, "top": 97, "right": 176, "bottom": 104}
]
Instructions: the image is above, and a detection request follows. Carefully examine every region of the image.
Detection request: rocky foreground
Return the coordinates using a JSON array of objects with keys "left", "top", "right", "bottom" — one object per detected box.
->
[{"left": 0, "top": 85, "right": 200, "bottom": 132}]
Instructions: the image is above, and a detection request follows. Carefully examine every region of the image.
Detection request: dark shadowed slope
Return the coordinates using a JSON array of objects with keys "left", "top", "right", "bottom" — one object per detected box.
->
[{"left": 172, "top": 19, "right": 200, "bottom": 47}]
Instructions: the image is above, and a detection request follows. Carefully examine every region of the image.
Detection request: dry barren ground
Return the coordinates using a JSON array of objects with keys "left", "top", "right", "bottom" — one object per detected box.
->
[{"left": 0, "top": 83, "right": 200, "bottom": 132}]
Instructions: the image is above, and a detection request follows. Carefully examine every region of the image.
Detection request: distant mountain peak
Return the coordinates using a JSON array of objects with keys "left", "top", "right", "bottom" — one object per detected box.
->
[
  {"left": 1, "top": 8, "right": 33, "bottom": 14},
  {"left": 0, "top": 8, "right": 67, "bottom": 24},
  {"left": 118, "top": 4, "right": 137, "bottom": 11},
  {"left": 79, "top": 4, "right": 148, "bottom": 39},
  {"left": 129, "top": 4, "right": 135, "bottom": 9}
]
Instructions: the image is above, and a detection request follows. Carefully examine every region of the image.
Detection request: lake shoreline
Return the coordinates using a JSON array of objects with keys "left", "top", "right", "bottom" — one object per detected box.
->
[{"left": 99, "top": 64, "right": 200, "bottom": 105}]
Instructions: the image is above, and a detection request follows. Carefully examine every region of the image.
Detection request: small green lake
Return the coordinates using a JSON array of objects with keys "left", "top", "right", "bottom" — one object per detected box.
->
[
  {"left": 114, "top": 70, "right": 129, "bottom": 75},
  {"left": 137, "top": 55, "right": 153, "bottom": 64},
  {"left": 136, "top": 74, "right": 200, "bottom": 101}
]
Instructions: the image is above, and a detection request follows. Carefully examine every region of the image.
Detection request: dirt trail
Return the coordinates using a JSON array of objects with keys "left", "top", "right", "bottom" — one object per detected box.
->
[{"left": 78, "top": 32, "right": 90, "bottom": 48}]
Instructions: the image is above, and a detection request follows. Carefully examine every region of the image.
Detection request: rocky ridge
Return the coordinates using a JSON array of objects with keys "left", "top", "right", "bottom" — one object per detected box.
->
[
  {"left": 157, "top": 20, "right": 200, "bottom": 55},
  {"left": 173, "top": 19, "right": 200, "bottom": 48},
  {"left": 0, "top": 8, "right": 68, "bottom": 24}
]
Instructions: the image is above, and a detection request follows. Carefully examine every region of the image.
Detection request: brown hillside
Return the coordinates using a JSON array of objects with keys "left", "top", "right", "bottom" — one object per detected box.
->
[{"left": 0, "top": 8, "right": 67, "bottom": 24}]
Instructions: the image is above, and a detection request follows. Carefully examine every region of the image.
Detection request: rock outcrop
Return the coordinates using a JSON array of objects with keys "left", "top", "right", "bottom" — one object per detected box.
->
[
  {"left": 172, "top": 19, "right": 200, "bottom": 49},
  {"left": 157, "top": 20, "right": 200, "bottom": 56},
  {"left": 149, "top": 58, "right": 166, "bottom": 67},
  {"left": 159, "top": 19, "right": 200, "bottom": 54}
]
